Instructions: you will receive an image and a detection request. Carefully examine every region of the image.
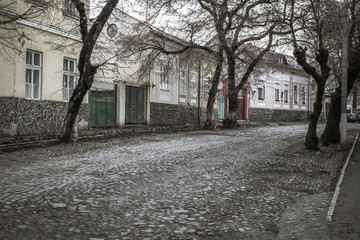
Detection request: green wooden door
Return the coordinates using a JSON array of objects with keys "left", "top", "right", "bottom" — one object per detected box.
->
[{"left": 89, "top": 86, "right": 117, "bottom": 127}]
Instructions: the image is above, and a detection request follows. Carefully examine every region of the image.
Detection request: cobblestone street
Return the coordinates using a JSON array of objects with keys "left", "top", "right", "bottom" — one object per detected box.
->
[{"left": 0, "top": 123, "right": 357, "bottom": 239}]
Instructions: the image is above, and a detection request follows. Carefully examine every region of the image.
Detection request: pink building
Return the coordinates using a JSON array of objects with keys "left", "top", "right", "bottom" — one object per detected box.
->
[{"left": 218, "top": 51, "right": 321, "bottom": 122}]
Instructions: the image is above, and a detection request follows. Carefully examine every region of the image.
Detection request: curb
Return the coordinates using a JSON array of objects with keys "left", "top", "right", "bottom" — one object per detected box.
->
[
  {"left": 0, "top": 125, "right": 202, "bottom": 152},
  {"left": 326, "top": 134, "right": 359, "bottom": 222}
]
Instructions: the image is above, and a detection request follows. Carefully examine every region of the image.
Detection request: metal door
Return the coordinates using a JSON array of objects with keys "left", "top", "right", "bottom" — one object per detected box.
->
[
  {"left": 125, "top": 86, "right": 145, "bottom": 124},
  {"left": 89, "top": 86, "right": 117, "bottom": 127},
  {"left": 218, "top": 93, "right": 225, "bottom": 119}
]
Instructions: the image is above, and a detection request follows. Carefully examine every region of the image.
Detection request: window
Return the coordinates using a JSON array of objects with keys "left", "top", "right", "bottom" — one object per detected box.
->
[
  {"left": 258, "top": 80, "right": 265, "bottom": 100},
  {"left": 64, "top": 0, "right": 78, "bottom": 17},
  {"left": 160, "top": 63, "right": 169, "bottom": 90},
  {"left": 275, "top": 83, "right": 280, "bottom": 101},
  {"left": 26, "top": 50, "right": 42, "bottom": 100},
  {"left": 179, "top": 68, "right": 186, "bottom": 95},
  {"left": 284, "top": 84, "right": 289, "bottom": 102},
  {"left": 190, "top": 72, "right": 197, "bottom": 97},
  {"left": 294, "top": 85, "right": 298, "bottom": 103},
  {"left": 156, "top": 62, "right": 170, "bottom": 90},
  {"left": 63, "top": 58, "right": 77, "bottom": 102},
  {"left": 301, "top": 86, "right": 306, "bottom": 104}
]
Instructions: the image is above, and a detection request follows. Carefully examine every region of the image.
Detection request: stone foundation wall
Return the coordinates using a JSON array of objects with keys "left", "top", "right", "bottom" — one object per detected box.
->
[
  {"left": 249, "top": 107, "right": 310, "bottom": 122},
  {"left": 0, "top": 97, "right": 89, "bottom": 136},
  {"left": 150, "top": 102, "right": 206, "bottom": 126}
]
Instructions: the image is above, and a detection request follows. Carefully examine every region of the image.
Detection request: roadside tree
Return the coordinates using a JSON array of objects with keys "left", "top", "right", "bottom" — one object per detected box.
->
[
  {"left": 60, "top": 0, "right": 119, "bottom": 142},
  {"left": 288, "top": 0, "right": 332, "bottom": 150},
  {"left": 130, "top": 0, "right": 282, "bottom": 129},
  {"left": 321, "top": 0, "right": 360, "bottom": 145}
]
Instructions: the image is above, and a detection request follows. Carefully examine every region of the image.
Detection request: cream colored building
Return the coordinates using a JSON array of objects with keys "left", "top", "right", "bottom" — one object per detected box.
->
[
  {"left": 0, "top": 4, "right": 215, "bottom": 135},
  {"left": 89, "top": 10, "right": 215, "bottom": 128},
  {"left": 0, "top": 0, "right": 88, "bottom": 135}
]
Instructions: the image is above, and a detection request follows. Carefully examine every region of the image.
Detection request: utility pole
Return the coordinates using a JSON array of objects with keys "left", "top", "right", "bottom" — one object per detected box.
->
[{"left": 340, "top": 0, "right": 348, "bottom": 149}]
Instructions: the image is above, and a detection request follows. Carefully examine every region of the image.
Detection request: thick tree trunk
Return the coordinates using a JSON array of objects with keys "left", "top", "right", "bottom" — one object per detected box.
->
[
  {"left": 320, "top": 90, "right": 341, "bottom": 145},
  {"left": 293, "top": 47, "right": 330, "bottom": 150},
  {"left": 203, "top": 87, "right": 218, "bottom": 129},
  {"left": 223, "top": 52, "right": 237, "bottom": 128},
  {"left": 305, "top": 84, "right": 325, "bottom": 150},
  {"left": 61, "top": 74, "right": 95, "bottom": 142},
  {"left": 221, "top": 32, "right": 272, "bottom": 129},
  {"left": 203, "top": 51, "right": 223, "bottom": 129},
  {"left": 321, "top": 67, "right": 358, "bottom": 145},
  {"left": 223, "top": 90, "right": 238, "bottom": 128}
]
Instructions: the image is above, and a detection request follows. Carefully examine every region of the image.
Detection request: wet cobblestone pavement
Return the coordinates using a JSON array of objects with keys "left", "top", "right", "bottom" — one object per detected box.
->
[{"left": 0, "top": 123, "right": 358, "bottom": 239}]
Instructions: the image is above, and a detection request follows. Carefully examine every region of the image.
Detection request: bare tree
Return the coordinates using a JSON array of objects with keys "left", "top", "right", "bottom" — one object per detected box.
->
[
  {"left": 128, "top": 0, "right": 281, "bottom": 129},
  {"left": 288, "top": 0, "right": 332, "bottom": 150},
  {"left": 321, "top": 0, "right": 360, "bottom": 145},
  {"left": 209, "top": 0, "right": 278, "bottom": 128},
  {"left": 60, "top": 0, "right": 119, "bottom": 142},
  {"left": 110, "top": 0, "right": 226, "bottom": 129}
]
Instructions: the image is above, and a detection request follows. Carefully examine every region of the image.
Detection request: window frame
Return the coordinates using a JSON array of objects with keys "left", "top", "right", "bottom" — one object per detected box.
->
[
  {"left": 179, "top": 68, "right": 186, "bottom": 95},
  {"left": 257, "top": 80, "right": 265, "bottom": 100},
  {"left": 274, "top": 83, "right": 280, "bottom": 102},
  {"left": 301, "top": 86, "right": 306, "bottom": 104},
  {"left": 63, "top": 57, "right": 77, "bottom": 102},
  {"left": 158, "top": 62, "right": 170, "bottom": 90},
  {"left": 63, "top": 0, "right": 79, "bottom": 18},
  {"left": 25, "top": 50, "right": 42, "bottom": 100},
  {"left": 293, "top": 85, "right": 298, "bottom": 104},
  {"left": 284, "top": 84, "right": 289, "bottom": 103},
  {"left": 190, "top": 71, "right": 198, "bottom": 97}
]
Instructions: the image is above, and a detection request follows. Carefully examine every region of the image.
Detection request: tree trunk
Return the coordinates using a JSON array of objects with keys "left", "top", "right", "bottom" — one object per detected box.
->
[
  {"left": 203, "top": 51, "right": 223, "bottom": 129},
  {"left": 61, "top": 74, "right": 95, "bottom": 143},
  {"left": 320, "top": 89, "right": 341, "bottom": 145},
  {"left": 223, "top": 51, "right": 237, "bottom": 128},
  {"left": 321, "top": 68, "right": 358, "bottom": 145},
  {"left": 223, "top": 90, "right": 238, "bottom": 128},
  {"left": 305, "top": 84, "right": 325, "bottom": 150},
  {"left": 59, "top": 0, "right": 119, "bottom": 142},
  {"left": 203, "top": 85, "right": 218, "bottom": 129}
]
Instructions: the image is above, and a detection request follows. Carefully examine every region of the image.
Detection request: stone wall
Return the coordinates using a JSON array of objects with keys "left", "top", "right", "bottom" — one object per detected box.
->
[
  {"left": 0, "top": 97, "right": 89, "bottom": 136},
  {"left": 150, "top": 102, "right": 206, "bottom": 126},
  {"left": 249, "top": 107, "right": 310, "bottom": 122}
]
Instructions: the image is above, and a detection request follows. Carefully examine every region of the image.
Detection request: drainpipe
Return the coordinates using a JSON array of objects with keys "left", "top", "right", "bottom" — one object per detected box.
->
[
  {"left": 198, "top": 61, "right": 201, "bottom": 125},
  {"left": 13, "top": 58, "right": 16, "bottom": 97},
  {"left": 308, "top": 75, "right": 310, "bottom": 120}
]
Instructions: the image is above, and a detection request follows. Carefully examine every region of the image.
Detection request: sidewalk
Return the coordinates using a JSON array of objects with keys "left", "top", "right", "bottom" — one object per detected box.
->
[
  {"left": 0, "top": 121, "right": 269, "bottom": 152},
  {"left": 330, "top": 136, "right": 360, "bottom": 239}
]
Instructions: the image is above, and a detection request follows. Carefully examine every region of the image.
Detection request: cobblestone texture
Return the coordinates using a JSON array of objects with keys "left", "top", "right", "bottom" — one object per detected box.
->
[{"left": 0, "top": 123, "right": 358, "bottom": 239}]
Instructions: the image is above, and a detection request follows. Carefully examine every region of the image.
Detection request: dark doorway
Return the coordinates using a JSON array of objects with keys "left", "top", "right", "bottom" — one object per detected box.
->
[{"left": 125, "top": 86, "right": 145, "bottom": 124}]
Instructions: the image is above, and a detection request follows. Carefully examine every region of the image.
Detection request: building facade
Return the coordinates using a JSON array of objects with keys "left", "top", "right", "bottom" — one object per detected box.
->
[
  {"left": 218, "top": 51, "right": 325, "bottom": 122},
  {"left": 89, "top": 10, "right": 212, "bottom": 129},
  {"left": 0, "top": 6, "right": 213, "bottom": 136},
  {"left": 0, "top": 0, "right": 89, "bottom": 136}
]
